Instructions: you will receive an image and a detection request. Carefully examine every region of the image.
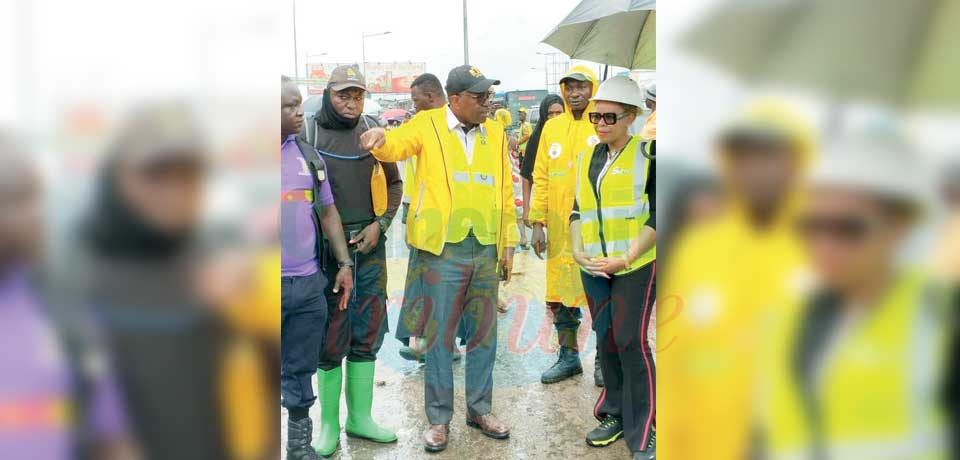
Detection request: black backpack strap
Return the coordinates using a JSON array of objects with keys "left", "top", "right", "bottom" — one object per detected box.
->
[{"left": 295, "top": 137, "right": 329, "bottom": 267}]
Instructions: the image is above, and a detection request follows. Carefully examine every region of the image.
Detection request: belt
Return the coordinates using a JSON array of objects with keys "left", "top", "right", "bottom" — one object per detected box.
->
[{"left": 282, "top": 189, "right": 314, "bottom": 202}]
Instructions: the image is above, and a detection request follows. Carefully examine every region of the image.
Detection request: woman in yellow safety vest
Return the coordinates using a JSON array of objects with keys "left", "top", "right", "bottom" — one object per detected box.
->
[
  {"left": 569, "top": 76, "right": 656, "bottom": 460},
  {"left": 760, "top": 136, "right": 950, "bottom": 460}
]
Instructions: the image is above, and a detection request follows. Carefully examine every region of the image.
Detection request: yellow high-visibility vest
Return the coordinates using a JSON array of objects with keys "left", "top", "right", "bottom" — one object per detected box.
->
[
  {"left": 762, "top": 271, "right": 948, "bottom": 460},
  {"left": 575, "top": 135, "right": 654, "bottom": 275},
  {"left": 371, "top": 106, "right": 518, "bottom": 257},
  {"left": 445, "top": 125, "right": 502, "bottom": 246}
]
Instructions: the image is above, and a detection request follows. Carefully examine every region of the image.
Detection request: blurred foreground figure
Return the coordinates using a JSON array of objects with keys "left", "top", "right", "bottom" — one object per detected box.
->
[
  {"left": 0, "top": 130, "right": 138, "bottom": 460},
  {"left": 659, "top": 101, "right": 815, "bottom": 460},
  {"left": 935, "top": 156, "right": 960, "bottom": 459},
  {"left": 759, "top": 136, "right": 949, "bottom": 460},
  {"left": 933, "top": 157, "right": 960, "bottom": 281},
  {"left": 65, "top": 104, "right": 275, "bottom": 460}
]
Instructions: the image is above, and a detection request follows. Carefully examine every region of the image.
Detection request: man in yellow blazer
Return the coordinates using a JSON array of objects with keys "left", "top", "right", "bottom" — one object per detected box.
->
[
  {"left": 528, "top": 65, "right": 597, "bottom": 385},
  {"left": 360, "top": 65, "right": 518, "bottom": 453}
]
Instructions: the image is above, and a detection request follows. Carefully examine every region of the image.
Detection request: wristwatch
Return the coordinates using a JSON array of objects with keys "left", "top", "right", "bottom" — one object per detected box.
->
[
  {"left": 338, "top": 260, "right": 355, "bottom": 269},
  {"left": 376, "top": 217, "right": 390, "bottom": 234}
]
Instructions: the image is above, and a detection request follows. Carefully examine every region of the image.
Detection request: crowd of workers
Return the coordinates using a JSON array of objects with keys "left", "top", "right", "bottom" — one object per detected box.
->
[{"left": 280, "top": 62, "right": 657, "bottom": 460}]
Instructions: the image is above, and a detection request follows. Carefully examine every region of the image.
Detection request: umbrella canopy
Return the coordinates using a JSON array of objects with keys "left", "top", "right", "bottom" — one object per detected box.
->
[
  {"left": 542, "top": 0, "right": 656, "bottom": 69},
  {"left": 682, "top": 0, "right": 960, "bottom": 109},
  {"left": 379, "top": 108, "right": 409, "bottom": 122}
]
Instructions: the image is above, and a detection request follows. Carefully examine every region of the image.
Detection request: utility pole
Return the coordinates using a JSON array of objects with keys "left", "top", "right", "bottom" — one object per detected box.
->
[
  {"left": 292, "top": 0, "right": 299, "bottom": 78},
  {"left": 462, "top": 0, "right": 469, "bottom": 64},
  {"left": 362, "top": 31, "right": 391, "bottom": 77}
]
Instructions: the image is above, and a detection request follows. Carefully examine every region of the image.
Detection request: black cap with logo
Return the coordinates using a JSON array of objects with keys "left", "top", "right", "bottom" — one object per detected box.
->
[{"left": 445, "top": 65, "right": 501, "bottom": 95}]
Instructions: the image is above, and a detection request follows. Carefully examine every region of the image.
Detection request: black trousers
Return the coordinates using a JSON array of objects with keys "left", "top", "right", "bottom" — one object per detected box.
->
[
  {"left": 548, "top": 301, "right": 582, "bottom": 350},
  {"left": 317, "top": 238, "right": 389, "bottom": 370},
  {"left": 582, "top": 262, "right": 656, "bottom": 453},
  {"left": 281, "top": 270, "right": 329, "bottom": 411}
]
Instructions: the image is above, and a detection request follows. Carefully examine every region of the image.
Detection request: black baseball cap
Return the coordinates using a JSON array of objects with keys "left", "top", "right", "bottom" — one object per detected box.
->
[{"left": 445, "top": 65, "right": 500, "bottom": 94}]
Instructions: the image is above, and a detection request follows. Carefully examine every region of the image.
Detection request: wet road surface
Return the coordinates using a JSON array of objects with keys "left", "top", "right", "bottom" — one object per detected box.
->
[{"left": 282, "top": 226, "right": 651, "bottom": 459}]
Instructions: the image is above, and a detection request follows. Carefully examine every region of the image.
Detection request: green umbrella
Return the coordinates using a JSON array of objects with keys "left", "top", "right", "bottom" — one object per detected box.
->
[
  {"left": 543, "top": 0, "right": 656, "bottom": 70},
  {"left": 682, "top": 0, "right": 960, "bottom": 109}
]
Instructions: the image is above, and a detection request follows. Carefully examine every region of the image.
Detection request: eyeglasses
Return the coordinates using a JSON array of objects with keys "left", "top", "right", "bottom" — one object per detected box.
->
[
  {"left": 796, "top": 215, "right": 879, "bottom": 243},
  {"left": 462, "top": 91, "right": 494, "bottom": 105},
  {"left": 589, "top": 112, "right": 630, "bottom": 125}
]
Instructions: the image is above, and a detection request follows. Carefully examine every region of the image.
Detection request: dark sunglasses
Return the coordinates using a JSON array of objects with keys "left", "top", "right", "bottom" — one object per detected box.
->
[
  {"left": 589, "top": 112, "right": 630, "bottom": 125},
  {"left": 796, "top": 215, "right": 878, "bottom": 242},
  {"left": 461, "top": 91, "right": 494, "bottom": 105}
]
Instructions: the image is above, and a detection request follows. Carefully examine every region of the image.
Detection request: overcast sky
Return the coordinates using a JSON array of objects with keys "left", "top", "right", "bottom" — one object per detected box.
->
[{"left": 282, "top": 0, "right": 585, "bottom": 92}]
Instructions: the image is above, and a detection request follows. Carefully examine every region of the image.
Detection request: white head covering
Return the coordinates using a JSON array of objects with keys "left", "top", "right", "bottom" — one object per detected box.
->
[
  {"left": 809, "top": 134, "right": 931, "bottom": 211},
  {"left": 591, "top": 76, "right": 644, "bottom": 107}
]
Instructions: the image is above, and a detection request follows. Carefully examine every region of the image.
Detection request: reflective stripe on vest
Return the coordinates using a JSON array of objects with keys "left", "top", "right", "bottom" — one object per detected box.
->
[{"left": 576, "top": 135, "right": 655, "bottom": 275}]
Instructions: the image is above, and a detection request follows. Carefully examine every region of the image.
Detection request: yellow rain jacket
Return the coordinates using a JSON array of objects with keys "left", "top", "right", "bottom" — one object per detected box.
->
[
  {"left": 494, "top": 108, "right": 512, "bottom": 129},
  {"left": 528, "top": 65, "right": 598, "bottom": 307},
  {"left": 371, "top": 106, "right": 519, "bottom": 259},
  {"left": 658, "top": 101, "right": 816, "bottom": 460}
]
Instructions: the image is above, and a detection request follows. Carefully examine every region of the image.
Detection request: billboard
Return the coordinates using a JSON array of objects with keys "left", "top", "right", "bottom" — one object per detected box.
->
[{"left": 304, "top": 62, "right": 426, "bottom": 94}]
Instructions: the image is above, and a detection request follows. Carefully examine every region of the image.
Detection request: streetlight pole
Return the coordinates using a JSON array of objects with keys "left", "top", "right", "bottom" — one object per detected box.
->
[
  {"left": 530, "top": 67, "right": 547, "bottom": 92},
  {"left": 462, "top": 0, "right": 469, "bottom": 64},
  {"left": 361, "top": 31, "right": 391, "bottom": 77},
  {"left": 292, "top": 0, "right": 299, "bottom": 78},
  {"left": 537, "top": 52, "right": 550, "bottom": 93}
]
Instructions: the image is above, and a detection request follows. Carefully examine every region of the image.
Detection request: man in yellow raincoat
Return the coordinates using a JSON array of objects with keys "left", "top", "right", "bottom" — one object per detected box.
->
[
  {"left": 658, "top": 101, "right": 816, "bottom": 460},
  {"left": 529, "top": 66, "right": 597, "bottom": 384}
]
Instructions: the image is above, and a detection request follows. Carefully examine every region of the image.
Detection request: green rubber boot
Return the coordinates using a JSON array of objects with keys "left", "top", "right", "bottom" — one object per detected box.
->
[
  {"left": 314, "top": 367, "right": 342, "bottom": 457},
  {"left": 344, "top": 360, "right": 398, "bottom": 443}
]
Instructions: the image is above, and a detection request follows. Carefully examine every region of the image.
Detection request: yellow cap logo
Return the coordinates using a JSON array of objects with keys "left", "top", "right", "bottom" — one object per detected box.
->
[{"left": 468, "top": 66, "right": 482, "bottom": 78}]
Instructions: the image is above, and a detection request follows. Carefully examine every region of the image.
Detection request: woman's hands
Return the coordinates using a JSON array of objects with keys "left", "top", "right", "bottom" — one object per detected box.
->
[{"left": 573, "top": 252, "right": 628, "bottom": 278}]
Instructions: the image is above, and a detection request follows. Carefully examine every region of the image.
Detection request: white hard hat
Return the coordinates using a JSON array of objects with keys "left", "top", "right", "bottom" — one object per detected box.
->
[
  {"left": 645, "top": 83, "right": 656, "bottom": 102},
  {"left": 591, "top": 76, "right": 644, "bottom": 108},
  {"left": 809, "top": 134, "right": 931, "bottom": 211}
]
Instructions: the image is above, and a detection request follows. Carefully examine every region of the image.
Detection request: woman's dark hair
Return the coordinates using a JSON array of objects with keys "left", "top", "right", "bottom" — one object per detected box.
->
[{"left": 520, "top": 94, "right": 565, "bottom": 179}]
